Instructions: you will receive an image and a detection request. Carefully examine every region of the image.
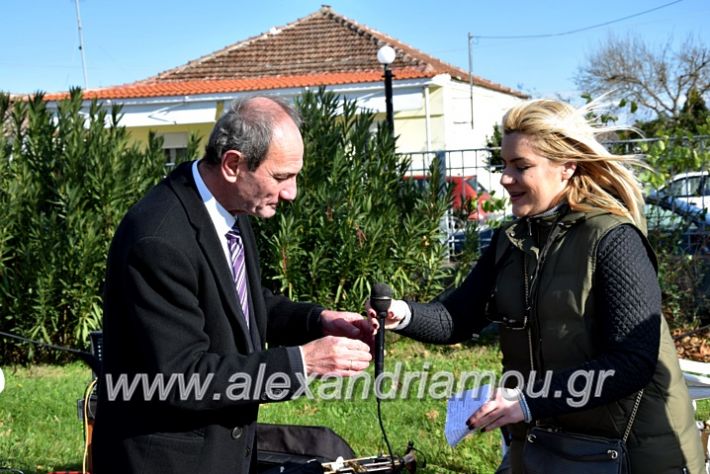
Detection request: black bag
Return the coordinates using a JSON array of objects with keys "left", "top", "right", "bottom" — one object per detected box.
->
[
  {"left": 522, "top": 391, "right": 642, "bottom": 474},
  {"left": 256, "top": 423, "right": 356, "bottom": 472},
  {"left": 522, "top": 426, "right": 629, "bottom": 474},
  {"left": 259, "top": 460, "right": 325, "bottom": 474}
]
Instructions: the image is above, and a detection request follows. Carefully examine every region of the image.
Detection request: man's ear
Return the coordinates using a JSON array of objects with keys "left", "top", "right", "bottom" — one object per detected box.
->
[{"left": 221, "top": 150, "right": 243, "bottom": 183}]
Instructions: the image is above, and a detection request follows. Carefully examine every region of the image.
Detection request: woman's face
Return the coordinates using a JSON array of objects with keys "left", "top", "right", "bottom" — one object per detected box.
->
[{"left": 500, "top": 132, "right": 575, "bottom": 218}]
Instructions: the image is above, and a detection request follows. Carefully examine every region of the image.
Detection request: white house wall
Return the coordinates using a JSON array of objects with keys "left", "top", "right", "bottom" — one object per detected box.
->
[
  {"left": 438, "top": 78, "right": 524, "bottom": 195},
  {"left": 48, "top": 77, "right": 522, "bottom": 195},
  {"left": 75, "top": 80, "right": 433, "bottom": 130},
  {"left": 443, "top": 78, "right": 524, "bottom": 150},
  {"left": 118, "top": 101, "right": 217, "bottom": 127},
  {"left": 391, "top": 77, "right": 524, "bottom": 155}
]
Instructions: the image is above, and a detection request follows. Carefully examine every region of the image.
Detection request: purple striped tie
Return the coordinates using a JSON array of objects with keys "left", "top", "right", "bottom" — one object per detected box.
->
[{"left": 226, "top": 224, "right": 249, "bottom": 327}]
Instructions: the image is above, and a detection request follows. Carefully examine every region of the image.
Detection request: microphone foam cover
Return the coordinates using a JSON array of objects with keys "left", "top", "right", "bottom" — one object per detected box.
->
[
  {"left": 372, "top": 282, "right": 393, "bottom": 299},
  {"left": 371, "top": 282, "right": 392, "bottom": 313}
]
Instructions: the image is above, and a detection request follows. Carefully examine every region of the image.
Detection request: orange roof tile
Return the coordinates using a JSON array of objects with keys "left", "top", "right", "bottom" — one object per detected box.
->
[
  {"left": 43, "top": 69, "right": 432, "bottom": 101},
  {"left": 45, "top": 6, "right": 527, "bottom": 101}
]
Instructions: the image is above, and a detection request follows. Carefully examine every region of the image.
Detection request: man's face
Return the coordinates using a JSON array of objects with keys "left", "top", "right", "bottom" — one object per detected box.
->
[{"left": 226, "top": 118, "right": 303, "bottom": 218}]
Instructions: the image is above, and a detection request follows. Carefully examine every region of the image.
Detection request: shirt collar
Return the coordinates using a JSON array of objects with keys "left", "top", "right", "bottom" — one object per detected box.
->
[{"left": 192, "top": 160, "right": 236, "bottom": 237}]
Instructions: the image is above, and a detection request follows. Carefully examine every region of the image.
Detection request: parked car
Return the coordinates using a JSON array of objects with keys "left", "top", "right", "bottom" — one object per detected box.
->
[
  {"left": 657, "top": 171, "right": 710, "bottom": 210},
  {"left": 645, "top": 191, "right": 710, "bottom": 319},
  {"left": 404, "top": 174, "right": 491, "bottom": 221},
  {"left": 450, "top": 193, "right": 710, "bottom": 259},
  {"left": 645, "top": 190, "right": 710, "bottom": 255}
]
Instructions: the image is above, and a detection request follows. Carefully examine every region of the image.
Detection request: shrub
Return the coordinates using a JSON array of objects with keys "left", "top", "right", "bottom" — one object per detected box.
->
[
  {"left": 0, "top": 89, "right": 195, "bottom": 362},
  {"left": 254, "top": 89, "right": 452, "bottom": 309}
]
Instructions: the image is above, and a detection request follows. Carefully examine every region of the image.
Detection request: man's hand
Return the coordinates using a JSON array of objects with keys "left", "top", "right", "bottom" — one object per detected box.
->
[
  {"left": 321, "top": 310, "right": 375, "bottom": 344},
  {"left": 301, "top": 336, "right": 372, "bottom": 376}
]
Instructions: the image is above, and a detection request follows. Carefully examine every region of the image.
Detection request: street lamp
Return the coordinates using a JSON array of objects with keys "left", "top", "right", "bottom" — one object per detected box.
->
[{"left": 377, "top": 45, "right": 396, "bottom": 135}]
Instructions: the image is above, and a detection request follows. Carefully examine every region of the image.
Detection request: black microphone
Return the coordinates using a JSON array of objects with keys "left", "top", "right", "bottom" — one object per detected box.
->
[{"left": 370, "top": 283, "right": 392, "bottom": 379}]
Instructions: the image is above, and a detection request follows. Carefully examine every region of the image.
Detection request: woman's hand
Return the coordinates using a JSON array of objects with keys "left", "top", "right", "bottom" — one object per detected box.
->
[
  {"left": 466, "top": 387, "right": 524, "bottom": 432},
  {"left": 365, "top": 298, "right": 411, "bottom": 331}
]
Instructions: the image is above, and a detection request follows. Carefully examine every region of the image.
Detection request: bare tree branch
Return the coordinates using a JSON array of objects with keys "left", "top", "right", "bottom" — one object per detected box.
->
[{"left": 575, "top": 34, "right": 710, "bottom": 123}]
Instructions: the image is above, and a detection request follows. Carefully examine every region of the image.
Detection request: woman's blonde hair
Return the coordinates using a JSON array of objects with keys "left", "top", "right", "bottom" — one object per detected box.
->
[{"left": 502, "top": 98, "right": 646, "bottom": 229}]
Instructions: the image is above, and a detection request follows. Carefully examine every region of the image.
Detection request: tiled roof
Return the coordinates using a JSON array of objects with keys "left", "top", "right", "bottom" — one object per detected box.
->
[
  {"left": 44, "top": 69, "right": 430, "bottom": 100},
  {"left": 46, "top": 6, "right": 528, "bottom": 101}
]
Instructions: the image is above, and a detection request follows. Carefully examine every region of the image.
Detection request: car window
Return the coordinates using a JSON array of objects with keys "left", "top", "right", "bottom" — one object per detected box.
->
[
  {"left": 666, "top": 179, "right": 684, "bottom": 196},
  {"left": 411, "top": 179, "right": 430, "bottom": 192},
  {"left": 668, "top": 176, "right": 703, "bottom": 197},
  {"left": 701, "top": 177, "right": 710, "bottom": 195},
  {"left": 405, "top": 176, "right": 451, "bottom": 195},
  {"left": 465, "top": 177, "right": 487, "bottom": 193},
  {"left": 685, "top": 176, "right": 702, "bottom": 196},
  {"left": 645, "top": 203, "right": 688, "bottom": 231}
]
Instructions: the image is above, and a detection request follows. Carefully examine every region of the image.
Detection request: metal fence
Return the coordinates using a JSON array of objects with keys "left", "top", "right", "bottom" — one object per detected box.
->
[
  {"left": 398, "top": 135, "right": 710, "bottom": 259},
  {"left": 400, "top": 148, "right": 504, "bottom": 257},
  {"left": 604, "top": 135, "right": 710, "bottom": 157}
]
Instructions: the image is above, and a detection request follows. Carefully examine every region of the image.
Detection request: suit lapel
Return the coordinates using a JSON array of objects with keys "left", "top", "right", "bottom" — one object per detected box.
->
[
  {"left": 237, "top": 215, "right": 267, "bottom": 349},
  {"left": 167, "top": 162, "right": 254, "bottom": 351}
]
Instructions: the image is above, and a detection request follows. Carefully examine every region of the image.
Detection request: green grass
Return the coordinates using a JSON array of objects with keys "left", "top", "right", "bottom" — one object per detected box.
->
[
  {"left": 1, "top": 337, "right": 708, "bottom": 474},
  {"left": 0, "top": 363, "right": 92, "bottom": 473},
  {"left": 696, "top": 399, "right": 710, "bottom": 422},
  {"left": 258, "top": 335, "right": 504, "bottom": 473}
]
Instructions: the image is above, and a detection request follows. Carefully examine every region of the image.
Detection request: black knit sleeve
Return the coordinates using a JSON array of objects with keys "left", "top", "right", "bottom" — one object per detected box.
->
[
  {"left": 395, "top": 231, "right": 498, "bottom": 343},
  {"left": 525, "top": 224, "right": 661, "bottom": 419}
]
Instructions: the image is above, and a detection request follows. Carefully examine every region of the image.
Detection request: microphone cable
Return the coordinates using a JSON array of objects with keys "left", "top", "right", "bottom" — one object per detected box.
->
[
  {"left": 370, "top": 282, "right": 397, "bottom": 471},
  {"left": 0, "top": 330, "right": 97, "bottom": 372},
  {"left": 376, "top": 364, "right": 396, "bottom": 471}
]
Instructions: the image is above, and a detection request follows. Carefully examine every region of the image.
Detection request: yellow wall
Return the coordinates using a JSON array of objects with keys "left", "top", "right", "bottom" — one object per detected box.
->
[
  {"left": 118, "top": 83, "right": 511, "bottom": 157},
  {"left": 123, "top": 100, "right": 223, "bottom": 152},
  {"left": 126, "top": 123, "right": 213, "bottom": 151},
  {"left": 374, "top": 85, "right": 447, "bottom": 153}
]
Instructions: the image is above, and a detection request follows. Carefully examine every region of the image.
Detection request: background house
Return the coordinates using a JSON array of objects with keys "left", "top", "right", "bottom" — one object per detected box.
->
[{"left": 45, "top": 6, "right": 527, "bottom": 181}]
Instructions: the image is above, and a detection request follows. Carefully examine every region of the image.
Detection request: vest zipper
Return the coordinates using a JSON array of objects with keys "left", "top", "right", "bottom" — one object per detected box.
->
[
  {"left": 525, "top": 221, "right": 564, "bottom": 377},
  {"left": 523, "top": 254, "right": 535, "bottom": 372}
]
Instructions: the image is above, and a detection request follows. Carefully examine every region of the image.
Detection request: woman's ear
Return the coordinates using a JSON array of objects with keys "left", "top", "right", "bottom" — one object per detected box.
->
[{"left": 562, "top": 162, "right": 577, "bottom": 180}]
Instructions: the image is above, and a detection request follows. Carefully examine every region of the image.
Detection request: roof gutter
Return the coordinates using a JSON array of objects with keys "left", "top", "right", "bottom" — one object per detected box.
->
[{"left": 53, "top": 76, "right": 441, "bottom": 109}]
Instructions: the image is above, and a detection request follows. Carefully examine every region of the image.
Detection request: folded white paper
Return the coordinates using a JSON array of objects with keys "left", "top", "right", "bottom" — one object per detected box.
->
[{"left": 444, "top": 384, "right": 492, "bottom": 447}]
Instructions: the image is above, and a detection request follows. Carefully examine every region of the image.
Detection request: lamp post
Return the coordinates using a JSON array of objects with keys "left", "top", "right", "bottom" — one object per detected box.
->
[{"left": 377, "top": 45, "right": 396, "bottom": 136}]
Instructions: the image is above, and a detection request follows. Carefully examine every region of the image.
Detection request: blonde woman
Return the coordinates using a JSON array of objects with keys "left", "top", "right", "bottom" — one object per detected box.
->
[{"left": 370, "top": 99, "right": 705, "bottom": 473}]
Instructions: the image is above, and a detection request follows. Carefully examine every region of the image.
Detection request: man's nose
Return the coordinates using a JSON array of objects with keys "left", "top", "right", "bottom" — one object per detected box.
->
[{"left": 280, "top": 178, "right": 298, "bottom": 201}]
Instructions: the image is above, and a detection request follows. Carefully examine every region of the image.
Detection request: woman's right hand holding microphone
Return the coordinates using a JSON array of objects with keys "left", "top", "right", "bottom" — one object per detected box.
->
[{"left": 365, "top": 297, "right": 412, "bottom": 331}]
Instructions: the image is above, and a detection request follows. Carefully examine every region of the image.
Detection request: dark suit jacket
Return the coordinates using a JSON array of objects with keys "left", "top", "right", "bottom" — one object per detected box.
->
[{"left": 92, "top": 161, "right": 324, "bottom": 474}]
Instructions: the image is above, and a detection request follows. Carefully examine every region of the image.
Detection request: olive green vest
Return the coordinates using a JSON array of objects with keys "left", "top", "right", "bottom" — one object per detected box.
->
[{"left": 492, "top": 208, "right": 705, "bottom": 474}]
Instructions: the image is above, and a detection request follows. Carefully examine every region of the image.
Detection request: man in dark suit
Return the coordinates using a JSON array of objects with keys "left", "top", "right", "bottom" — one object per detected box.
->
[{"left": 92, "top": 96, "right": 373, "bottom": 474}]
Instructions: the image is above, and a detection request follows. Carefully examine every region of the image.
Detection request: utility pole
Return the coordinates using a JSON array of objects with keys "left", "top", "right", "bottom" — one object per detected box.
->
[
  {"left": 74, "top": 0, "right": 89, "bottom": 89},
  {"left": 467, "top": 32, "right": 474, "bottom": 129}
]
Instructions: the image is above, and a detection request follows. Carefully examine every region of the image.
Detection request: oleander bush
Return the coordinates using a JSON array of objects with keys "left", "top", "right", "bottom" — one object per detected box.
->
[
  {"left": 255, "top": 89, "right": 453, "bottom": 309},
  {"left": 4, "top": 86, "right": 706, "bottom": 364},
  {"left": 0, "top": 89, "right": 197, "bottom": 363}
]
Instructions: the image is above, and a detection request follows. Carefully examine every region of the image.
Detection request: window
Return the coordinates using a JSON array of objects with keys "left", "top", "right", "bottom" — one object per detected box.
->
[
  {"left": 160, "top": 133, "right": 189, "bottom": 169},
  {"left": 668, "top": 175, "right": 702, "bottom": 197},
  {"left": 700, "top": 177, "right": 710, "bottom": 196}
]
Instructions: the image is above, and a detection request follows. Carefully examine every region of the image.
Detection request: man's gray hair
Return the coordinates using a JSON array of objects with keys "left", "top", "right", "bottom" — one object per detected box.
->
[{"left": 203, "top": 96, "right": 301, "bottom": 170}]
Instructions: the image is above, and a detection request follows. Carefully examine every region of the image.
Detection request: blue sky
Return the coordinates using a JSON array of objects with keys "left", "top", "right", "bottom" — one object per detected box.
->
[{"left": 1, "top": 0, "right": 707, "bottom": 100}]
